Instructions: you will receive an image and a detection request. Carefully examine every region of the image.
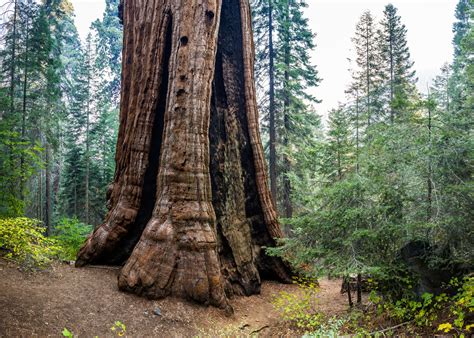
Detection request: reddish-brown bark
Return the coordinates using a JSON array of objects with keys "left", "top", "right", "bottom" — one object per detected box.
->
[{"left": 76, "top": 0, "right": 291, "bottom": 311}]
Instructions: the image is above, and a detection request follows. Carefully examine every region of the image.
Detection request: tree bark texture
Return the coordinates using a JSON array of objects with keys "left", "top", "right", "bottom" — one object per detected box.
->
[{"left": 76, "top": 0, "right": 291, "bottom": 311}]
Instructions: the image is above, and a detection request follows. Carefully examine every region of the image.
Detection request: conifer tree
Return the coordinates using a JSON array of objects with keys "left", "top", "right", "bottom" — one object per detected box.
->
[
  {"left": 252, "top": 0, "right": 278, "bottom": 202},
  {"left": 323, "top": 106, "right": 353, "bottom": 182},
  {"left": 428, "top": 0, "right": 474, "bottom": 265},
  {"left": 59, "top": 2, "right": 121, "bottom": 225},
  {"left": 453, "top": 0, "right": 471, "bottom": 57},
  {"left": 60, "top": 34, "right": 93, "bottom": 222},
  {"left": 431, "top": 63, "right": 452, "bottom": 113},
  {"left": 350, "top": 11, "right": 382, "bottom": 129},
  {"left": 252, "top": 0, "right": 320, "bottom": 218},
  {"left": 91, "top": 0, "right": 123, "bottom": 103},
  {"left": 378, "top": 4, "right": 417, "bottom": 123},
  {"left": 88, "top": 0, "right": 122, "bottom": 222}
]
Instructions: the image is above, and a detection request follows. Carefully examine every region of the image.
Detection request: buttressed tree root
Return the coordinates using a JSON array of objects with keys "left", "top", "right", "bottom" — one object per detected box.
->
[{"left": 76, "top": 0, "right": 291, "bottom": 313}]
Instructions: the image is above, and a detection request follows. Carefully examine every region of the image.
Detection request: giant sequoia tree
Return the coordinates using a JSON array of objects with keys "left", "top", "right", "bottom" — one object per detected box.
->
[{"left": 76, "top": 0, "right": 291, "bottom": 311}]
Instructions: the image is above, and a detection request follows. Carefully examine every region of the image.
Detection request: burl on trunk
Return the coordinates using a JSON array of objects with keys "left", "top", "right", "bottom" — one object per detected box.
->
[{"left": 76, "top": 0, "right": 291, "bottom": 311}]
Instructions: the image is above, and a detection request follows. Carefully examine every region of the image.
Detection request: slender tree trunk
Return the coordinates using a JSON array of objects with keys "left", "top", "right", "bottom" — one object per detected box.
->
[
  {"left": 102, "top": 134, "right": 107, "bottom": 186},
  {"left": 45, "top": 143, "right": 51, "bottom": 235},
  {"left": 20, "top": 8, "right": 30, "bottom": 201},
  {"left": 346, "top": 276, "right": 353, "bottom": 307},
  {"left": 427, "top": 94, "right": 432, "bottom": 221},
  {"left": 356, "top": 273, "right": 362, "bottom": 304},
  {"left": 337, "top": 137, "right": 342, "bottom": 180},
  {"left": 85, "top": 63, "right": 91, "bottom": 225},
  {"left": 355, "top": 88, "right": 360, "bottom": 174},
  {"left": 389, "top": 23, "right": 394, "bottom": 124},
  {"left": 445, "top": 80, "right": 449, "bottom": 113},
  {"left": 366, "top": 24, "right": 371, "bottom": 128},
  {"left": 39, "top": 166, "right": 43, "bottom": 222},
  {"left": 52, "top": 162, "right": 60, "bottom": 215},
  {"left": 77, "top": 0, "right": 291, "bottom": 311},
  {"left": 9, "top": 0, "right": 18, "bottom": 116},
  {"left": 6, "top": 0, "right": 19, "bottom": 201},
  {"left": 268, "top": 0, "right": 277, "bottom": 204},
  {"left": 73, "top": 177, "right": 77, "bottom": 217},
  {"left": 282, "top": 0, "right": 292, "bottom": 219}
]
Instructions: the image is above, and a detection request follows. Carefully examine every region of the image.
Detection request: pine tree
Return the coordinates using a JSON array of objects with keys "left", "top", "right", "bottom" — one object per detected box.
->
[
  {"left": 0, "top": 0, "right": 46, "bottom": 216},
  {"left": 88, "top": 0, "right": 122, "bottom": 223},
  {"left": 59, "top": 2, "right": 121, "bottom": 225},
  {"left": 378, "top": 4, "right": 417, "bottom": 123},
  {"left": 428, "top": 0, "right": 474, "bottom": 265},
  {"left": 252, "top": 0, "right": 278, "bottom": 202},
  {"left": 278, "top": 0, "right": 320, "bottom": 218},
  {"left": 9, "top": 0, "right": 19, "bottom": 118},
  {"left": 431, "top": 63, "right": 452, "bottom": 113},
  {"left": 60, "top": 37, "right": 91, "bottom": 222},
  {"left": 350, "top": 11, "right": 382, "bottom": 129},
  {"left": 91, "top": 0, "right": 123, "bottom": 103},
  {"left": 252, "top": 0, "right": 320, "bottom": 218},
  {"left": 323, "top": 106, "right": 353, "bottom": 182},
  {"left": 453, "top": 0, "right": 471, "bottom": 57}
]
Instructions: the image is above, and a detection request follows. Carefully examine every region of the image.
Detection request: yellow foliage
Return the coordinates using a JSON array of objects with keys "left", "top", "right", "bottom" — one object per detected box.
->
[
  {"left": 272, "top": 277, "right": 324, "bottom": 331},
  {"left": 437, "top": 322, "right": 453, "bottom": 333},
  {"left": 0, "top": 217, "right": 61, "bottom": 268},
  {"left": 110, "top": 321, "right": 126, "bottom": 337}
]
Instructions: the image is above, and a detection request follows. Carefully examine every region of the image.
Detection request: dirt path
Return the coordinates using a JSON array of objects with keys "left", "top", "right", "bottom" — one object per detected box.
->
[{"left": 0, "top": 259, "right": 352, "bottom": 337}]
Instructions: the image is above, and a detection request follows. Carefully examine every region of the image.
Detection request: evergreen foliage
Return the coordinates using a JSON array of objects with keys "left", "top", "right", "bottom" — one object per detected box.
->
[
  {"left": 252, "top": 0, "right": 321, "bottom": 218},
  {"left": 0, "top": 0, "right": 121, "bottom": 230},
  {"left": 270, "top": 1, "right": 473, "bottom": 298},
  {"left": 378, "top": 4, "right": 417, "bottom": 122}
]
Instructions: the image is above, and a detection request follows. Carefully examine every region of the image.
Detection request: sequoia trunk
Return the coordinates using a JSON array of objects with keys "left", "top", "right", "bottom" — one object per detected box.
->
[{"left": 76, "top": 0, "right": 291, "bottom": 310}]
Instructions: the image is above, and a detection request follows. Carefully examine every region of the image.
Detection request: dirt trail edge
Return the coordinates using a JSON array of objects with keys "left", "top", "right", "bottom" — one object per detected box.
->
[{"left": 0, "top": 259, "right": 349, "bottom": 337}]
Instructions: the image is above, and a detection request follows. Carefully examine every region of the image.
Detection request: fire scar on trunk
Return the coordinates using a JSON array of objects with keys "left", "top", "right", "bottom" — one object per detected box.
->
[{"left": 76, "top": 0, "right": 291, "bottom": 311}]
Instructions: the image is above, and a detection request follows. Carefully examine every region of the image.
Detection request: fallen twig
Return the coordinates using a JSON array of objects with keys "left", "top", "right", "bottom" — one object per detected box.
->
[
  {"left": 239, "top": 323, "right": 250, "bottom": 330},
  {"left": 368, "top": 321, "right": 412, "bottom": 336},
  {"left": 250, "top": 325, "right": 269, "bottom": 334}
]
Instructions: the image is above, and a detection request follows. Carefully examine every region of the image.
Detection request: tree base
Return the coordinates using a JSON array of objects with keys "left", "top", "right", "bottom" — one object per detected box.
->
[{"left": 76, "top": 0, "right": 292, "bottom": 309}]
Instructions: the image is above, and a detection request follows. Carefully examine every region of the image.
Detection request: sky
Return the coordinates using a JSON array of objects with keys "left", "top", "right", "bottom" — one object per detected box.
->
[
  {"left": 71, "top": 0, "right": 104, "bottom": 37},
  {"left": 70, "top": 0, "right": 457, "bottom": 119}
]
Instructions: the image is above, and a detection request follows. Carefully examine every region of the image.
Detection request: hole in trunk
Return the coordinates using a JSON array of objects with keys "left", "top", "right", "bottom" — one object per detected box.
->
[{"left": 206, "top": 10, "right": 215, "bottom": 21}]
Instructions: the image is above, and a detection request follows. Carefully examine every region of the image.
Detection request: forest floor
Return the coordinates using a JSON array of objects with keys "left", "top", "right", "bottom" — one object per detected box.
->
[{"left": 0, "top": 258, "right": 359, "bottom": 337}]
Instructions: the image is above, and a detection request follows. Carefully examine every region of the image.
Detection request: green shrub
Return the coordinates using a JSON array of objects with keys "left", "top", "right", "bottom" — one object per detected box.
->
[
  {"left": 272, "top": 277, "right": 324, "bottom": 332},
  {"left": 0, "top": 217, "right": 61, "bottom": 268},
  {"left": 368, "top": 277, "right": 474, "bottom": 335},
  {"left": 0, "top": 130, "right": 43, "bottom": 218},
  {"left": 436, "top": 277, "right": 474, "bottom": 335},
  {"left": 52, "top": 218, "right": 92, "bottom": 260},
  {"left": 303, "top": 317, "right": 347, "bottom": 337}
]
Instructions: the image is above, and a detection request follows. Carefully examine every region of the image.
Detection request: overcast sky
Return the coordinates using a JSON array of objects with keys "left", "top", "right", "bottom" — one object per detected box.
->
[{"left": 70, "top": 0, "right": 457, "bottom": 119}]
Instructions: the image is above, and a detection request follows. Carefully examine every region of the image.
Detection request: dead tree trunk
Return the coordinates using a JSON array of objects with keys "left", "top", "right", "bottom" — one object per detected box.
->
[{"left": 76, "top": 0, "right": 291, "bottom": 311}]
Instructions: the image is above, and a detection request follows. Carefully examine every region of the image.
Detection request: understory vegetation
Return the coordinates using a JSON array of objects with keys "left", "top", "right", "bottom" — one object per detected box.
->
[
  {"left": 0, "top": 217, "right": 91, "bottom": 267},
  {"left": 63, "top": 320, "right": 126, "bottom": 337},
  {"left": 0, "top": 0, "right": 120, "bottom": 267},
  {"left": 271, "top": 276, "right": 473, "bottom": 336}
]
